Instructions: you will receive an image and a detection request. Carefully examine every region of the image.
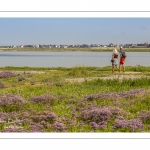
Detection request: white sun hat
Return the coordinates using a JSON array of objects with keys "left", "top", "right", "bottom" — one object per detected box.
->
[{"left": 113, "top": 49, "right": 118, "bottom": 53}]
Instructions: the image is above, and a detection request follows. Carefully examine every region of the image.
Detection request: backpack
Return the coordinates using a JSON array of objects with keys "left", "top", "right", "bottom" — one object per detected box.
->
[{"left": 121, "top": 51, "right": 126, "bottom": 58}]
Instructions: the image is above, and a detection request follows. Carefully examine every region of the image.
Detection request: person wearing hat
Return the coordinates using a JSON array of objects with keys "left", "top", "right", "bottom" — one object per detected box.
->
[
  {"left": 111, "top": 49, "right": 120, "bottom": 73},
  {"left": 119, "top": 46, "right": 126, "bottom": 72},
  {"left": 119, "top": 46, "right": 124, "bottom": 54}
]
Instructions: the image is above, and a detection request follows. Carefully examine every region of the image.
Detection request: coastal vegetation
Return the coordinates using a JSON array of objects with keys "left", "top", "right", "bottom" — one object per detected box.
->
[{"left": 0, "top": 66, "right": 150, "bottom": 132}]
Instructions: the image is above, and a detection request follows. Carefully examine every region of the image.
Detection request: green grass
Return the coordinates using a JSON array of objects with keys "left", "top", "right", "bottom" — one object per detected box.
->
[
  {"left": 1, "top": 65, "right": 150, "bottom": 73},
  {"left": 1, "top": 66, "right": 150, "bottom": 132}
]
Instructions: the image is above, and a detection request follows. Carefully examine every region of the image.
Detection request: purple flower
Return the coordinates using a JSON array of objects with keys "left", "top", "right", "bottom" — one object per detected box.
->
[
  {"left": 112, "top": 118, "right": 144, "bottom": 132},
  {"left": 139, "top": 111, "right": 150, "bottom": 123},
  {"left": 98, "top": 121, "right": 107, "bottom": 129},
  {"left": 84, "top": 88, "right": 146, "bottom": 101},
  {"left": 31, "top": 111, "right": 58, "bottom": 123},
  {"left": 0, "top": 71, "right": 14, "bottom": 78},
  {"left": 0, "top": 94, "right": 27, "bottom": 112},
  {"left": 29, "top": 94, "right": 57, "bottom": 104},
  {"left": 40, "top": 121, "right": 52, "bottom": 129},
  {"left": 128, "top": 119, "right": 144, "bottom": 132},
  {"left": 0, "top": 94, "right": 26, "bottom": 106},
  {"left": 90, "top": 122, "right": 99, "bottom": 130},
  {"left": 30, "top": 122, "right": 44, "bottom": 131},
  {"left": 81, "top": 106, "right": 126, "bottom": 123},
  {"left": 53, "top": 121, "right": 66, "bottom": 132},
  {"left": 112, "top": 118, "right": 128, "bottom": 129}
]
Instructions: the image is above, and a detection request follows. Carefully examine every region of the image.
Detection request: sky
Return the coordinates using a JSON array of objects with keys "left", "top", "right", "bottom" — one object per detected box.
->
[{"left": 0, "top": 18, "right": 150, "bottom": 46}]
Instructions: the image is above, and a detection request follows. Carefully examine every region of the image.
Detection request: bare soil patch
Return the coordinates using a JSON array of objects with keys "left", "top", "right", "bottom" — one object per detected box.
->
[{"left": 66, "top": 73, "right": 147, "bottom": 83}]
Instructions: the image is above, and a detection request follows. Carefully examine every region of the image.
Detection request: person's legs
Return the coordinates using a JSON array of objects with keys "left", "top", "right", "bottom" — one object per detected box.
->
[
  {"left": 120, "top": 64, "right": 123, "bottom": 71},
  {"left": 112, "top": 65, "right": 114, "bottom": 72},
  {"left": 119, "top": 61, "right": 122, "bottom": 71},
  {"left": 123, "top": 59, "right": 125, "bottom": 72},
  {"left": 123, "top": 64, "right": 125, "bottom": 72},
  {"left": 115, "top": 65, "right": 120, "bottom": 71}
]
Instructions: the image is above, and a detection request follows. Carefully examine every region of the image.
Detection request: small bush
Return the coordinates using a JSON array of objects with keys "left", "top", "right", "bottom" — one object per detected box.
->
[
  {"left": 0, "top": 71, "right": 14, "bottom": 78},
  {"left": 29, "top": 94, "right": 57, "bottom": 104},
  {"left": 0, "top": 94, "right": 27, "bottom": 112}
]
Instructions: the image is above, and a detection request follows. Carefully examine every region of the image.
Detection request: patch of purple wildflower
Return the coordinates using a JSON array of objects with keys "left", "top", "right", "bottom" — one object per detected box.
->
[
  {"left": 29, "top": 94, "right": 57, "bottom": 104},
  {"left": 53, "top": 121, "right": 67, "bottom": 132},
  {"left": 81, "top": 106, "right": 126, "bottom": 123},
  {"left": 84, "top": 88, "right": 146, "bottom": 101},
  {"left": 118, "top": 88, "right": 146, "bottom": 99},
  {"left": 139, "top": 110, "right": 150, "bottom": 124},
  {"left": 112, "top": 117, "right": 128, "bottom": 129},
  {"left": 90, "top": 121, "right": 107, "bottom": 130},
  {"left": 0, "top": 94, "right": 26, "bottom": 105},
  {"left": 0, "top": 71, "right": 14, "bottom": 78},
  {"left": 90, "top": 122, "right": 99, "bottom": 130},
  {"left": 0, "top": 94, "right": 27, "bottom": 112},
  {"left": 112, "top": 117, "right": 144, "bottom": 132},
  {"left": 84, "top": 93, "right": 120, "bottom": 101},
  {"left": 30, "top": 122, "right": 45, "bottom": 131},
  {"left": 40, "top": 120, "right": 52, "bottom": 129},
  {"left": 0, "top": 112, "right": 20, "bottom": 121},
  {"left": 31, "top": 111, "right": 58, "bottom": 123},
  {"left": 98, "top": 121, "right": 107, "bottom": 129},
  {"left": 128, "top": 119, "right": 144, "bottom": 132}
]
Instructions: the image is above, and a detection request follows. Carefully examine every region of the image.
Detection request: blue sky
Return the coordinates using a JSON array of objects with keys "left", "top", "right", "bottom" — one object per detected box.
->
[{"left": 0, "top": 18, "right": 150, "bottom": 46}]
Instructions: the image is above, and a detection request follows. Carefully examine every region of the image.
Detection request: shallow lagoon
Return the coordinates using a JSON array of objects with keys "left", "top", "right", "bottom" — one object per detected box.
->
[{"left": 0, "top": 51, "right": 150, "bottom": 67}]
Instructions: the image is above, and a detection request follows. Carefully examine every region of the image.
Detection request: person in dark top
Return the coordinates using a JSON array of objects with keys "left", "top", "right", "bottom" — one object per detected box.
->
[{"left": 119, "top": 46, "right": 126, "bottom": 72}]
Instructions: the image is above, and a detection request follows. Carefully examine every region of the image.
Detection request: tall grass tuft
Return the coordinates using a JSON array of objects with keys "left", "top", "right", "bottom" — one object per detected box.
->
[{"left": 67, "top": 66, "right": 89, "bottom": 78}]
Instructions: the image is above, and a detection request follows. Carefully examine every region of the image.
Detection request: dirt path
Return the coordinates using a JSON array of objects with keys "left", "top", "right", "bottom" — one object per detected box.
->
[{"left": 66, "top": 74, "right": 147, "bottom": 83}]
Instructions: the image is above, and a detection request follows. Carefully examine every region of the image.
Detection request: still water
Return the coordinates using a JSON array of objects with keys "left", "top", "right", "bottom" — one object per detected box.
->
[{"left": 0, "top": 51, "right": 150, "bottom": 68}]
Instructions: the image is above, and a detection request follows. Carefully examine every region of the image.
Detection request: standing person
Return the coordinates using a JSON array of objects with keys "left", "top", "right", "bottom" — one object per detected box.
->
[
  {"left": 119, "top": 46, "right": 126, "bottom": 72},
  {"left": 111, "top": 49, "right": 120, "bottom": 73}
]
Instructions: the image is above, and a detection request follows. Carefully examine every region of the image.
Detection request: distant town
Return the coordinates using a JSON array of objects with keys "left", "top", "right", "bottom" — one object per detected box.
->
[{"left": 0, "top": 42, "right": 149, "bottom": 49}]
